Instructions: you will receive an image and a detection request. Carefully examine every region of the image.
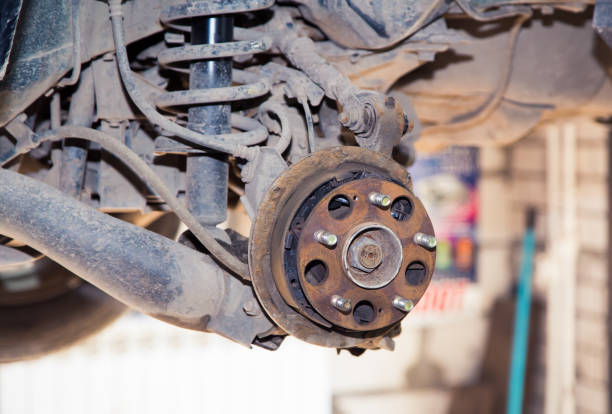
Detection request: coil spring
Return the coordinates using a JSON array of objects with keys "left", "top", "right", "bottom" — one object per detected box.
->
[{"left": 157, "top": 0, "right": 275, "bottom": 147}]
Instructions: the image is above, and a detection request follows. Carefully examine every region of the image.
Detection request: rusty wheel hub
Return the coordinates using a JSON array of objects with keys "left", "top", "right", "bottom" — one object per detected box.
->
[{"left": 249, "top": 147, "right": 436, "bottom": 349}]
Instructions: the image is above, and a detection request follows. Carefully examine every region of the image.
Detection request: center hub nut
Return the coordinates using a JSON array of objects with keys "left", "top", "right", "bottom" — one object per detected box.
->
[
  {"left": 348, "top": 237, "right": 383, "bottom": 272},
  {"left": 358, "top": 243, "right": 382, "bottom": 269},
  {"left": 344, "top": 224, "right": 403, "bottom": 288}
]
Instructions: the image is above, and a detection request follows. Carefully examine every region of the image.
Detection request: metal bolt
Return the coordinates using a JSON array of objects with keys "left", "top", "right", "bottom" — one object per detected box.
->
[
  {"left": 392, "top": 296, "right": 414, "bottom": 312},
  {"left": 359, "top": 243, "right": 383, "bottom": 269},
  {"left": 348, "top": 236, "right": 384, "bottom": 273},
  {"left": 368, "top": 192, "right": 392, "bottom": 208},
  {"left": 314, "top": 230, "right": 338, "bottom": 247},
  {"left": 413, "top": 232, "right": 437, "bottom": 249},
  {"left": 331, "top": 295, "right": 352, "bottom": 312}
]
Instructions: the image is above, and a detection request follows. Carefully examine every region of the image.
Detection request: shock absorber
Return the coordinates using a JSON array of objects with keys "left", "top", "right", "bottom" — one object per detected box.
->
[
  {"left": 157, "top": 0, "right": 274, "bottom": 227},
  {"left": 187, "top": 15, "right": 232, "bottom": 226}
]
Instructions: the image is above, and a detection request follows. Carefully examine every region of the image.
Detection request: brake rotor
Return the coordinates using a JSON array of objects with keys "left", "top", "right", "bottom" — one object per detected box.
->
[{"left": 249, "top": 147, "right": 435, "bottom": 349}]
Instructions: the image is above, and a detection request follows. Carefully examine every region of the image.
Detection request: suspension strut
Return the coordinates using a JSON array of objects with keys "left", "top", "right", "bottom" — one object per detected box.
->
[
  {"left": 187, "top": 16, "right": 233, "bottom": 226},
  {"left": 157, "top": 0, "right": 274, "bottom": 226}
]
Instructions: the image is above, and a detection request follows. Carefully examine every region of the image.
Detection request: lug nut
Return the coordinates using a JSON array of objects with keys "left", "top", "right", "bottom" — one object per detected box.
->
[
  {"left": 331, "top": 295, "right": 352, "bottom": 312},
  {"left": 314, "top": 230, "right": 338, "bottom": 247},
  {"left": 413, "top": 232, "right": 437, "bottom": 249},
  {"left": 392, "top": 296, "right": 414, "bottom": 312},
  {"left": 368, "top": 192, "right": 392, "bottom": 208}
]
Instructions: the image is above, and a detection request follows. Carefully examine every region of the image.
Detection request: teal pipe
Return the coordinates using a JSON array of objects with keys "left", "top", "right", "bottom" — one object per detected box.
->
[{"left": 506, "top": 210, "right": 536, "bottom": 414}]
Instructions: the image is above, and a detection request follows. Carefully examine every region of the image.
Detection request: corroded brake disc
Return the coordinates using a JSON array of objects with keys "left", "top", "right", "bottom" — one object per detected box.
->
[{"left": 249, "top": 147, "right": 436, "bottom": 349}]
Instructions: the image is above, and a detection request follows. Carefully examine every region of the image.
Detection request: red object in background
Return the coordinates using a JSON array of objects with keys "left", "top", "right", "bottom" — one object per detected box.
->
[
  {"left": 413, "top": 278, "right": 469, "bottom": 313},
  {"left": 454, "top": 237, "right": 474, "bottom": 271}
]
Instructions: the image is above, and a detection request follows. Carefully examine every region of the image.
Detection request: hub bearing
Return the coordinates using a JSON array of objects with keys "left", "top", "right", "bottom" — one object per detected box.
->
[{"left": 249, "top": 147, "right": 435, "bottom": 349}]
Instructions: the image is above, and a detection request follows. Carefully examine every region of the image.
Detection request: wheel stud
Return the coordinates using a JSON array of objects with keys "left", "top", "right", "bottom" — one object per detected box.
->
[
  {"left": 413, "top": 232, "right": 437, "bottom": 249},
  {"left": 314, "top": 230, "right": 338, "bottom": 247},
  {"left": 331, "top": 295, "right": 352, "bottom": 312},
  {"left": 392, "top": 296, "right": 414, "bottom": 312},
  {"left": 368, "top": 192, "right": 392, "bottom": 208}
]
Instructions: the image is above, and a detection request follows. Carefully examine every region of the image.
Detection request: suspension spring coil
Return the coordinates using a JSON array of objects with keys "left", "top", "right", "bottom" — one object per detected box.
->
[{"left": 157, "top": 0, "right": 275, "bottom": 148}]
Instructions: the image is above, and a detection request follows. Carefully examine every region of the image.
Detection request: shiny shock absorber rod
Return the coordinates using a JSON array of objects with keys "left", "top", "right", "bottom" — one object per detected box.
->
[{"left": 187, "top": 16, "right": 233, "bottom": 227}]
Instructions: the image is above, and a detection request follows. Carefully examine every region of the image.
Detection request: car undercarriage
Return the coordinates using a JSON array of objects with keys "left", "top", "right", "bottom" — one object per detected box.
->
[{"left": 0, "top": 0, "right": 610, "bottom": 361}]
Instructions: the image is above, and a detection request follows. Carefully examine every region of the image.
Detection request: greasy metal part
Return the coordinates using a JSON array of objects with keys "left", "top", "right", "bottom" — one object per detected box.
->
[
  {"left": 368, "top": 192, "right": 391, "bottom": 208},
  {"left": 109, "top": 0, "right": 259, "bottom": 160},
  {"left": 258, "top": 101, "right": 293, "bottom": 154},
  {"left": 400, "top": 9, "right": 612, "bottom": 149},
  {"left": 341, "top": 222, "right": 403, "bottom": 289},
  {"left": 59, "top": 65, "right": 94, "bottom": 199},
  {"left": 241, "top": 146, "right": 288, "bottom": 219},
  {"left": 293, "top": 0, "right": 450, "bottom": 50},
  {"left": 0, "top": 0, "right": 185, "bottom": 128},
  {"left": 2, "top": 124, "right": 251, "bottom": 280},
  {"left": 50, "top": 92, "right": 61, "bottom": 130},
  {"left": 259, "top": 62, "right": 325, "bottom": 108},
  {"left": 156, "top": 0, "right": 274, "bottom": 160},
  {"left": 1, "top": 114, "right": 38, "bottom": 164},
  {"left": 0, "top": 0, "right": 22, "bottom": 80},
  {"left": 0, "top": 0, "right": 71, "bottom": 127},
  {"left": 296, "top": 179, "right": 433, "bottom": 331},
  {"left": 159, "top": 0, "right": 274, "bottom": 30},
  {"left": 421, "top": 12, "right": 531, "bottom": 141},
  {"left": 249, "top": 147, "right": 435, "bottom": 349},
  {"left": 89, "top": 52, "right": 182, "bottom": 212},
  {"left": 57, "top": 0, "right": 81, "bottom": 87},
  {"left": 314, "top": 230, "right": 339, "bottom": 248},
  {"left": 414, "top": 232, "right": 437, "bottom": 249},
  {"left": 339, "top": 92, "right": 408, "bottom": 155},
  {"left": 392, "top": 296, "right": 414, "bottom": 312},
  {"left": 91, "top": 53, "right": 144, "bottom": 122},
  {"left": 314, "top": 17, "right": 457, "bottom": 93},
  {"left": 186, "top": 15, "right": 232, "bottom": 226},
  {"left": 331, "top": 295, "right": 352, "bottom": 312},
  {"left": 0, "top": 168, "right": 273, "bottom": 346},
  {"left": 348, "top": 237, "right": 383, "bottom": 272},
  {"left": 270, "top": 21, "right": 408, "bottom": 155},
  {"left": 272, "top": 26, "right": 357, "bottom": 106},
  {"left": 186, "top": 152, "right": 229, "bottom": 226},
  {"left": 455, "top": 0, "right": 531, "bottom": 21}
]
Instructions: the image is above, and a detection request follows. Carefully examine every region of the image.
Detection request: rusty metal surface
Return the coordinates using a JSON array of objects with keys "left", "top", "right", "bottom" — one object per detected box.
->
[
  {"left": 293, "top": 0, "right": 450, "bottom": 50},
  {"left": 0, "top": 168, "right": 273, "bottom": 346},
  {"left": 347, "top": 92, "right": 408, "bottom": 155},
  {"left": 296, "top": 178, "right": 435, "bottom": 331},
  {"left": 0, "top": 0, "right": 183, "bottom": 128},
  {"left": 0, "top": 0, "right": 22, "bottom": 80},
  {"left": 270, "top": 25, "right": 409, "bottom": 154},
  {"left": 249, "top": 146, "right": 434, "bottom": 349}
]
